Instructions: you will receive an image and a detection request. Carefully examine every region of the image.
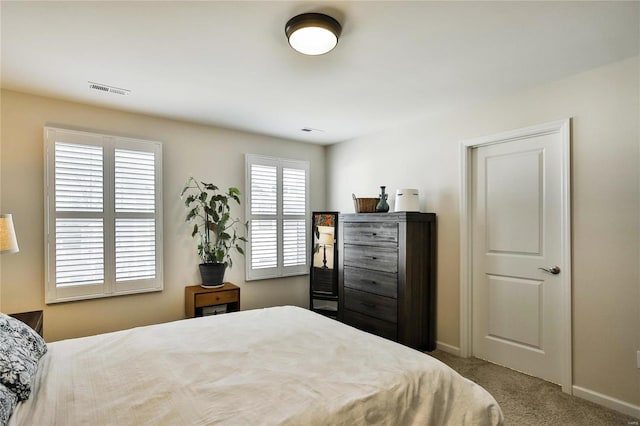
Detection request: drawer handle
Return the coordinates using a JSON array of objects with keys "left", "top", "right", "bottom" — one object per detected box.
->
[
  {"left": 361, "top": 302, "right": 376, "bottom": 309},
  {"left": 372, "top": 232, "right": 377, "bottom": 236},
  {"left": 370, "top": 256, "right": 377, "bottom": 260},
  {"left": 370, "top": 280, "right": 377, "bottom": 285}
]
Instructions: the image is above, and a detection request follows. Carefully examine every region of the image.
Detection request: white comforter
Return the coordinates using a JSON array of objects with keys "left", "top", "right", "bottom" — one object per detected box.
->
[{"left": 10, "top": 306, "right": 502, "bottom": 425}]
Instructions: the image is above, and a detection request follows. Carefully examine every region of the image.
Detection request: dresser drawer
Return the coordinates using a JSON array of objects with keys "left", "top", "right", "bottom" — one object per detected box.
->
[
  {"left": 344, "top": 245, "right": 398, "bottom": 273},
  {"left": 344, "top": 266, "right": 397, "bottom": 298},
  {"left": 195, "top": 290, "right": 239, "bottom": 308},
  {"left": 343, "top": 309, "right": 397, "bottom": 341},
  {"left": 343, "top": 222, "right": 398, "bottom": 246},
  {"left": 344, "top": 288, "right": 397, "bottom": 322}
]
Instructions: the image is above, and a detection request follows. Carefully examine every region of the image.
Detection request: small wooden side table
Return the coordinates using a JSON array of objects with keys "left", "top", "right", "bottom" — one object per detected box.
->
[
  {"left": 185, "top": 283, "right": 240, "bottom": 318},
  {"left": 9, "top": 310, "right": 44, "bottom": 337}
]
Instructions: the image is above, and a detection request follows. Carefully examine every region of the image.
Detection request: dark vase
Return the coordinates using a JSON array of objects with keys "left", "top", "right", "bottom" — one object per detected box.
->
[
  {"left": 376, "top": 186, "right": 390, "bottom": 212},
  {"left": 199, "top": 263, "right": 227, "bottom": 288}
]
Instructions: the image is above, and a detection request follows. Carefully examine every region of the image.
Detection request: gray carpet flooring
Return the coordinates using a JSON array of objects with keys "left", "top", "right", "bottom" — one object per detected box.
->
[{"left": 429, "top": 350, "right": 638, "bottom": 425}]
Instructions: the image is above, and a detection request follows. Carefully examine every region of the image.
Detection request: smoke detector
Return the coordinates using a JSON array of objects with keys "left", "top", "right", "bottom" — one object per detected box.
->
[{"left": 88, "top": 81, "right": 131, "bottom": 96}]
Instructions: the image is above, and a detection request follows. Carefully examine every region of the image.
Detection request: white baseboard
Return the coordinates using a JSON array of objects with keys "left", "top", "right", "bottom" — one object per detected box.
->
[
  {"left": 436, "top": 341, "right": 461, "bottom": 356},
  {"left": 572, "top": 385, "right": 640, "bottom": 419}
]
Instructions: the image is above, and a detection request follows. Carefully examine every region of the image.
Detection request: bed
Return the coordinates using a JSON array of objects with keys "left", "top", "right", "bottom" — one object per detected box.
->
[{"left": 6, "top": 306, "right": 503, "bottom": 425}]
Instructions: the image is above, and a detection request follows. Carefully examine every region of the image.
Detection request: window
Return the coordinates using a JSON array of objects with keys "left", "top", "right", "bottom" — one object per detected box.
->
[
  {"left": 245, "top": 154, "right": 309, "bottom": 280},
  {"left": 44, "top": 127, "right": 163, "bottom": 303}
]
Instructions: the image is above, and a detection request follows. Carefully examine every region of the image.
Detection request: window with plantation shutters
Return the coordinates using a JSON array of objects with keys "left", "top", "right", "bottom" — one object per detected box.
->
[
  {"left": 44, "top": 127, "right": 163, "bottom": 303},
  {"left": 245, "top": 155, "right": 309, "bottom": 280}
]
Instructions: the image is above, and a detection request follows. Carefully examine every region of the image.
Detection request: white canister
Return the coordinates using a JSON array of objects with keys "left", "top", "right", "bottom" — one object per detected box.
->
[{"left": 395, "top": 188, "right": 420, "bottom": 212}]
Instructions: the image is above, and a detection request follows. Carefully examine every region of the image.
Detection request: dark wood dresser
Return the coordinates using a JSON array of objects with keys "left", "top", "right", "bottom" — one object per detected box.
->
[{"left": 338, "top": 212, "right": 436, "bottom": 350}]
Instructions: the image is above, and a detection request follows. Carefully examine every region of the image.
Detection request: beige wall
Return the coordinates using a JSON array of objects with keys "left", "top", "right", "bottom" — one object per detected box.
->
[
  {"left": 1, "top": 57, "right": 638, "bottom": 409},
  {"left": 0, "top": 90, "right": 325, "bottom": 342},
  {"left": 327, "top": 57, "right": 640, "bottom": 406}
]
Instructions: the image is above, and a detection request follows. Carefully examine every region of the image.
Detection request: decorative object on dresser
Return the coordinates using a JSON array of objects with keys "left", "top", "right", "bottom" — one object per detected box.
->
[
  {"left": 8, "top": 310, "right": 43, "bottom": 337},
  {"left": 352, "top": 193, "right": 379, "bottom": 213},
  {"left": 185, "top": 283, "right": 240, "bottom": 318},
  {"left": 310, "top": 212, "right": 339, "bottom": 319},
  {"left": 395, "top": 188, "right": 420, "bottom": 212},
  {"left": 181, "top": 177, "right": 247, "bottom": 288},
  {"left": 338, "top": 212, "right": 437, "bottom": 350},
  {"left": 375, "top": 186, "right": 390, "bottom": 212}
]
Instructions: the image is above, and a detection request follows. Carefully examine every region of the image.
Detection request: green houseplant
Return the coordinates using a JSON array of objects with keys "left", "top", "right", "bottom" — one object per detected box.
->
[{"left": 181, "top": 177, "right": 247, "bottom": 287}]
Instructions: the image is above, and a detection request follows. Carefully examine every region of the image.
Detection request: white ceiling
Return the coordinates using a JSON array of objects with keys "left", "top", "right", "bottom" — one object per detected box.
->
[{"left": 2, "top": 1, "right": 639, "bottom": 145}]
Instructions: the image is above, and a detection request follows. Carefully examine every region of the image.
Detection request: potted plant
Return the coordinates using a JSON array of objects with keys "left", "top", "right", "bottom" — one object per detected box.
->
[{"left": 181, "top": 177, "right": 247, "bottom": 288}]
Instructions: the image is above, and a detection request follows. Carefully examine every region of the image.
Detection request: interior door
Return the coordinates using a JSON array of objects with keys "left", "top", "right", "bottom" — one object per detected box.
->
[{"left": 471, "top": 131, "right": 564, "bottom": 384}]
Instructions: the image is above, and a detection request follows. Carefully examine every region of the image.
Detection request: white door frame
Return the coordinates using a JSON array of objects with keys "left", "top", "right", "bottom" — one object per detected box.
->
[{"left": 459, "top": 119, "right": 573, "bottom": 393}]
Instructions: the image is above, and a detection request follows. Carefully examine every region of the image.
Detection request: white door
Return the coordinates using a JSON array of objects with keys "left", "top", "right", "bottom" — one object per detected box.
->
[{"left": 471, "top": 126, "right": 567, "bottom": 384}]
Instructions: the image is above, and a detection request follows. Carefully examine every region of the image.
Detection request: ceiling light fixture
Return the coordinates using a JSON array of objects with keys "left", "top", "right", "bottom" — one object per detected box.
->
[{"left": 285, "top": 13, "right": 342, "bottom": 56}]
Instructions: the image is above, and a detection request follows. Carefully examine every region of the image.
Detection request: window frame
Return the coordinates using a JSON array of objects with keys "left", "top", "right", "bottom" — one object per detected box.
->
[
  {"left": 44, "top": 127, "right": 163, "bottom": 304},
  {"left": 245, "top": 154, "right": 310, "bottom": 281}
]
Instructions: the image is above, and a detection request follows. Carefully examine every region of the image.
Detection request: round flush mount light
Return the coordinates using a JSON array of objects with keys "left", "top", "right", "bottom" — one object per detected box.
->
[{"left": 285, "top": 13, "right": 342, "bottom": 56}]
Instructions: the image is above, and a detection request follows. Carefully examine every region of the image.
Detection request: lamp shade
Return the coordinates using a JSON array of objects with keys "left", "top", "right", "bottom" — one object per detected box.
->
[
  {"left": 285, "top": 13, "right": 342, "bottom": 55},
  {"left": 318, "top": 232, "right": 334, "bottom": 246},
  {"left": 0, "top": 214, "right": 19, "bottom": 254}
]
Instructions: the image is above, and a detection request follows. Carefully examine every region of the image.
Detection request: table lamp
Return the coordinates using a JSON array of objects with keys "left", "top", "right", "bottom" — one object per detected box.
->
[{"left": 318, "top": 232, "right": 333, "bottom": 269}]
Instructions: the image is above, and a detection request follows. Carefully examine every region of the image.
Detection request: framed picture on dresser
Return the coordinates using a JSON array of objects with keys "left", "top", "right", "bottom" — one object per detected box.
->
[{"left": 310, "top": 212, "right": 339, "bottom": 318}]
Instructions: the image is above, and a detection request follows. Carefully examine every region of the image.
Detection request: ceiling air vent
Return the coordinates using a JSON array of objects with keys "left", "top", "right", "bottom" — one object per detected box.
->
[
  {"left": 88, "top": 81, "right": 131, "bottom": 96},
  {"left": 301, "top": 127, "right": 325, "bottom": 133}
]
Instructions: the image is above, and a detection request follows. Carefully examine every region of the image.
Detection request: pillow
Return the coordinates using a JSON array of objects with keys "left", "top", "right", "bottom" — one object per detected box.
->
[
  {"left": 0, "top": 333, "right": 38, "bottom": 401},
  {"left": 0, "top": 314, "right": 47, "bottom": 401},
  {"left": 0, "top": 383, "right": 17, "bottom": 426},
  {"left": 0, "top": 314, "right": 47, "bottom": 361}
]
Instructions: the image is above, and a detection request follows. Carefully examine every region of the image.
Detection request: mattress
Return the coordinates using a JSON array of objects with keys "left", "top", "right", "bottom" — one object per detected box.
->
[{"left": 10, "top": 306, "right": 503, "bottom": 425}]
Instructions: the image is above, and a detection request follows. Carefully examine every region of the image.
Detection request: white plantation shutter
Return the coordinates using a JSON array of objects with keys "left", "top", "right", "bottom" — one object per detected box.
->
[
  {"left": 283, "top": 219, "right": 306, "bottom": 267},
  {"left": 55, "top": 218, "right": 104, "bottom": 286},
  {"left": 115, "top": 218, "right": 155, "bottom": 281},
  {"left": 45, "top": 127, "right": 163, "bottom": 303},
  {"left": 250, "top": 220, "right": 277, "bottom": 269},
  {"left": 246, "top": 155, "right": 309, "bottom": 280},
  {"left": 283, "top": 168, "right": 306, "bottom": 215},
  {"left": 282, "top": 168, "right": 306, "bottom": 268},
  {"left": 114, "top": 149, "right": 156, "bottom": 282},
  {"left": 53, "top": 143, "right": 105, "bottom": 287},
  {"left": 115, "top": 149, "right": 155, "bottom": 213},
  {"left": 55, "top": 143, "right": 103, "bottom": 212},
  {"left": 250, "top": 165, "right": 277, "bottom": 215},
  {"left": 249, "top": 164, "right": 278, "bottom": 271}
]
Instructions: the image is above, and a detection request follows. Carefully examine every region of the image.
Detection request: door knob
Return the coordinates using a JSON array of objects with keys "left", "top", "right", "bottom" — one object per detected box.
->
[{"left": 538, "top": 266, "right": 561, "bottom": 275}]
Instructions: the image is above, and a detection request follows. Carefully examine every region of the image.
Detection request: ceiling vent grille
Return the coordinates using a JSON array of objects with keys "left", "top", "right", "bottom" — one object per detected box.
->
[
  {"left": 88, "top": 82, "right": 131, "bottom": 96},
  {"left": 301, "top": 127, "right": 325, "bottom": 133}
]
